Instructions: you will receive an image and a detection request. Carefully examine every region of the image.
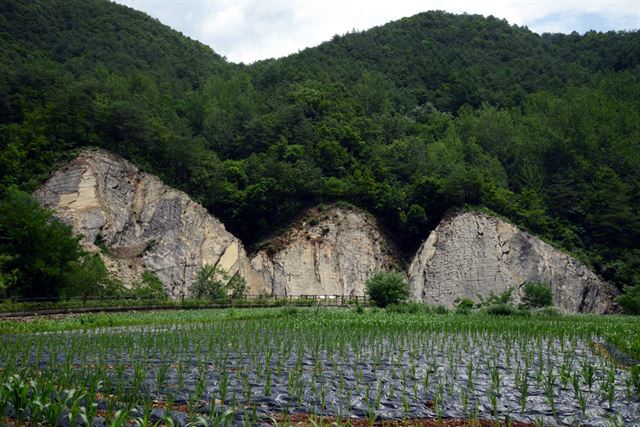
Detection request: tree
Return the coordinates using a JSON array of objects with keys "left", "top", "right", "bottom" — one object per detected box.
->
[
  {"left": 131, "top": 270, "right": 168, "bottom": 300},
  {"left": 521, "top": 282, "right": 554, "bottom": 308},
  {"left": 0, "top": 254, "right": 16, "bottom": 298},
  {"left": 478, "top": 287, "right": 515, "bottom": 307},
  {"left": 61, "top": 253, "right": 122, "bottom": 299},
  {"left": 190, "top": 264, "right": 247, "bottom": 300},
  {"left": 0, "top": 189, "right": 86, "bottom": 297},
  {"left": 616, "top": 285, "right": 640, "bottom": 315},
  {"left": 227, "top": 274, "right": 247, "bottom": 300},
  {"left": 365, "top": 270, "right": 410, "bottom": 308}
]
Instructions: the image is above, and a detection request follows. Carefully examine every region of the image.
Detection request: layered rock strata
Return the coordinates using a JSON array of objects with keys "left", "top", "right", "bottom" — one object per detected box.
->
[
  {"left": 35, "top": 149, "right": 267, "bottom": 297},
  {"left": 251, "top": 205, "right": 401, "bottom": 296}
]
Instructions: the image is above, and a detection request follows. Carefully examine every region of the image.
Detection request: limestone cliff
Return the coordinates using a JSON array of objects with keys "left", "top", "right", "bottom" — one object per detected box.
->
[
  {"left": 250, "top": 205, "right": 401, "bottom": 296},
  {"left": 408, "top": 212, "right": 616, "bottom": 313},
  {"left": 34, "top": 149, "right": 267, "bottom": 297}
]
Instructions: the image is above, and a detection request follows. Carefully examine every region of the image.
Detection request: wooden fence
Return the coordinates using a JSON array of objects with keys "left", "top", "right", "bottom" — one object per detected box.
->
[{"left": 0, "top": 294, "right": 370, "bottom": 317}]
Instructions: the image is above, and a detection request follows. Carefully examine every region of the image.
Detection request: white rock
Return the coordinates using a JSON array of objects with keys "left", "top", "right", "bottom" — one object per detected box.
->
[
  {"left": 408, "top": 211, "right": 616, "bottom": 313},
  {"left": 250, "top": 205, "right": 401, "bottom": 296},
  {"left": 34, "top": 148, "right": 267, "bottom": 298}
]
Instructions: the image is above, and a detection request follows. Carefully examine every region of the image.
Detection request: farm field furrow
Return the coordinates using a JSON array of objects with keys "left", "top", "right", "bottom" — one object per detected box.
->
[{"left": 0, "top": 308, "right": 639, "bottom": 426}]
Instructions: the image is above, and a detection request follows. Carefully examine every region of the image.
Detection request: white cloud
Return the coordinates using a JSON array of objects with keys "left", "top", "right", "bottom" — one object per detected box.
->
[{"left": 113, "top": 0, "right": 640, "bottom": 63}]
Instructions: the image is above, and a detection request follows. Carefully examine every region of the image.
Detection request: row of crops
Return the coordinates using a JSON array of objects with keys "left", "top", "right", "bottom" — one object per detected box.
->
[{"left": 1, "top": 308, "right": 639, "bottom": 426}]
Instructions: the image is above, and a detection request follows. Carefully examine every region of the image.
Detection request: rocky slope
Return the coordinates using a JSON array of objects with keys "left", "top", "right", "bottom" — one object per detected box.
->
[
  {"left": 35, "top": 149, "right": 267, "bottom": 297},
  {"left": 251, "top": 205, "right": 401, "bottom": 296},
  {"left": 32, "top": 149, "right": 617, "bottom": 309},
  {"left": 408, "top": 212, "right": 616, "bottom": 313}
]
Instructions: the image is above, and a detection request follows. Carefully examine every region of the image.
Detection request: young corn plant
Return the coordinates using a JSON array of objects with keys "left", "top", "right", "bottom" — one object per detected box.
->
[
  {"left": 630, "top": 365, "right": 640, "bottom": 399},
  {"left": 543, "top": 371, "right": 557, "bottom": 417},
  {"left": 4, "top": 374, "right": 31, "bottom": 426},
  {"left": 65, "top": 388, "right": 87, "bottom": 427},
  {"left": 518, "top": 371, "right": 529, "bottom": 413},
  {"left": 580, "top": 360, "right": 595, "bottom": 392}
]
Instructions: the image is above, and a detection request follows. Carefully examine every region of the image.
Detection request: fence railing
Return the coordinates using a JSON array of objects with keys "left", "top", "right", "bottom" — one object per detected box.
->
[
  {"left": 0, "top": 294, "right": 370, "bottom": 316},
  {"left": 0, "top": 294, "right": 369, "bottom": 303}
]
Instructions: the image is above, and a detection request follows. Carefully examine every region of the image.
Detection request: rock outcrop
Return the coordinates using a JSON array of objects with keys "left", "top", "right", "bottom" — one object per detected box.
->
[
  {"left": 33, "top": 150, "right": 617, "bottom": 309},
  {"left": 408, "top": 212, "right": 616, "bottom": 313},
  {"left": 35, "top": 149, "right": 267, "bottom": 297},
  {"left": 251, "top": 205, "right": 401, "bottom": 296}
]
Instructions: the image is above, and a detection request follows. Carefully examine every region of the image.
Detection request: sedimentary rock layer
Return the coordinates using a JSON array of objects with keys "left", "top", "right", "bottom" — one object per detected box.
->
[
  {"left": 35, "top": 148, "right": 266, "bottom": 297},
  {"left": 251, "top": 205, "right": 401, "bottom": 296}
]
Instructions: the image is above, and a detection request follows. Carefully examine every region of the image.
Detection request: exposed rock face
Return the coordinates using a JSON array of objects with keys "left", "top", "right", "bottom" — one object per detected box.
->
[
  {"left": 408, "top": 212, "right": 616, "bottom": 313},
  {"left": 251, "top": 205, "right": 401, "bottom": 296},
  {"left": 35, "top": 149, "right": 267, "bottom": 297}
]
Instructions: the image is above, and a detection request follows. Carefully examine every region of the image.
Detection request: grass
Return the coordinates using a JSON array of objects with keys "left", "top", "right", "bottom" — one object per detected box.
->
[
  {"left": 0, "top": 306, "right": 297, "bottom": 333},
  {"left": 2, "top": 307, "right": 638, "bottom": 358},
  {"left": 0, "top": 307, "right": 638, "bottom": 426}
]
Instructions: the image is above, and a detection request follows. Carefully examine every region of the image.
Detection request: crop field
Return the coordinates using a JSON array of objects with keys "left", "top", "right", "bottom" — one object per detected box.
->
[{"left": 1, "top": 308, "right": 639, "bottom": 426}]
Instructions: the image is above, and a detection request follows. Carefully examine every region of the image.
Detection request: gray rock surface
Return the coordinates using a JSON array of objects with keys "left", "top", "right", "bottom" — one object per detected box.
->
[
  {"left": 251, "top": 205, "right": 401, "bottom": 296},
  {"left": 34, "top": 148, "right": 267, "bottom": 297},
  {"left": 408, "top": 211, "right": 616, "bottom": 313}
]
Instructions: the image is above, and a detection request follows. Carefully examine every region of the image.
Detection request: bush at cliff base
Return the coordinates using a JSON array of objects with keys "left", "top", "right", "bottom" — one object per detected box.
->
[
  {"left": 616, "top": 285, "right": 640, "bottom": 315},
  {"left": 365, "top": 270, "right": 410, "bottom": 308}
]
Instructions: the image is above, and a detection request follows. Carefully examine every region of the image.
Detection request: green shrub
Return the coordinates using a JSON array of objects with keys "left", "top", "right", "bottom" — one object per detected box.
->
[
  {"left": 478, "top": 288, "right": 514, "bottom": 307},
  {"left": 386, "top": 302, "right": 430, "bottom": 314},
  {"left": 535, "top": 306, "right": 560, "bottom": 316},
  {"left": 486, "top": 303, "right": 516, "bottom": 316},
  {"left": 455, "top": 306, "right": 470, "bottom": 315},
  {"left": 453, "top": 298, "right": 474, "bottom": 314},
  {"left": 365, "top": 270, "right": 410, "bottom": 308},
  {"left": 486, "top": 303, "right": 532, "bottom": 317},
  {"left": 190, "top": 265, "right": 247, "bottom": 300},
  {"left": 616, "top": 285, "right": 640, "bottom": 315},
  {"left": 282, "top": 306, "right": 299, "bottom": 316},
  {"left": 131, "top": 271, "right": 168, "bottom": 300},
  {"left": 0, "top": 189, "right": 117, "bottom": 299},
  {"left": 433, "top": 304, "right": 449, "bottom": 314},
  {"left": 521, "top": 282, "right": 553, "bottom": 308},
  {"left": 455, "top": 298, "right": 475, "bottom": 309},
  {"left": 60, "top": 253, "right": 123, "bottom": 299},
  {"left": 227, "top": 275, "right": 247, "bottom": 299},
  {"left": 274, "top": 299, "right": 289, "bottom": 307}
]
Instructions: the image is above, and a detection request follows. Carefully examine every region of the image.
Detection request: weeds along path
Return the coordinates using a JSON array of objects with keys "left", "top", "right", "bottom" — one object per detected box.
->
[{"left": 0, "top": 309, "right": 639, "bottom": 426}]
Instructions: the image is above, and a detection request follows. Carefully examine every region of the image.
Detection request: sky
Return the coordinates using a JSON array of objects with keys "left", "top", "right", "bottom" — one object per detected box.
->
[{"left": 112, "top": 0, "right": 640, "bottom": 64}]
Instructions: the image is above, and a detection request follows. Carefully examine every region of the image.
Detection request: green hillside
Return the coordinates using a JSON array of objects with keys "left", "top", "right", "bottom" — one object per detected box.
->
[
  {"left": 252, "top": 11, "right": 640, "bottom": 111},
  {"left": 1, "top": 0, "right": 639, "bottom": 301}
]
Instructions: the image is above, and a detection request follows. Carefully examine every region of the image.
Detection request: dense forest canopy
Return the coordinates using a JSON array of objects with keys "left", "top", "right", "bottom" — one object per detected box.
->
[{"left": 1, "top": 0, "right": 639, "bottom": 299}]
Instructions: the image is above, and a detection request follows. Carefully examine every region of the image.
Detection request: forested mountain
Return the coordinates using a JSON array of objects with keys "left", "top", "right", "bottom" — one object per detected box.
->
[
  {"left": 252, "top": 12, "right": 640, "bottom": 112},
  {"left": 1, "top": 0, "right": 639, "bottom": 299}
]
